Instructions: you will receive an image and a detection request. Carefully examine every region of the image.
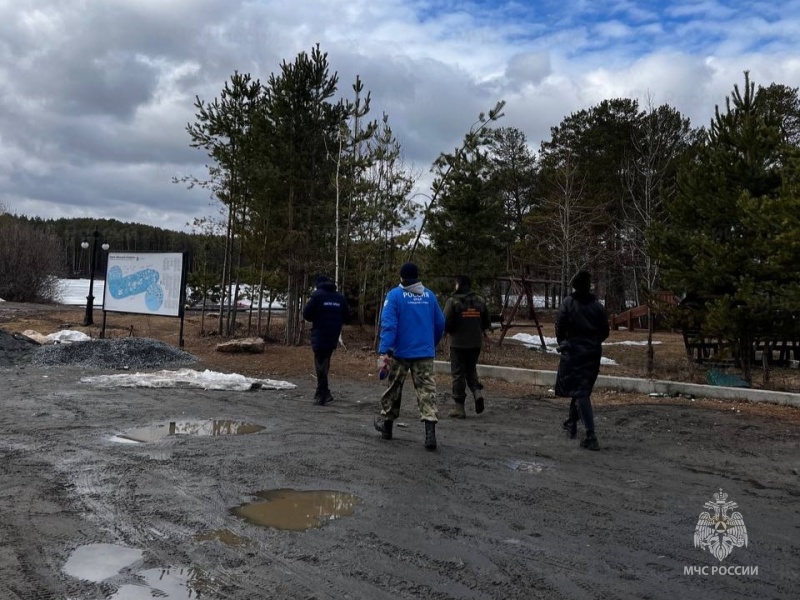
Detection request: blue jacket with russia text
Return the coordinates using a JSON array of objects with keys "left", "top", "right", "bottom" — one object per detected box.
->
[{"left": 379, "top": 282, "right": 445, "bottom": 359}]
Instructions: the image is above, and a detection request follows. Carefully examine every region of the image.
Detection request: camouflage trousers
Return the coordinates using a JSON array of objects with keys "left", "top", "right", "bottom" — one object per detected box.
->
[{"left": 380, "top": 357, "right": 438, "bottom": 422}]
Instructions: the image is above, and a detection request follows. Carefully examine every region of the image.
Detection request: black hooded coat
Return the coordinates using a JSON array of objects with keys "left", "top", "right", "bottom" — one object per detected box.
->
[
  {"left": 302, "top": 279, "right": 350, "bottom": 351},
  {"left": 554, "top": 291, "right": 610, "bottom": 397}
]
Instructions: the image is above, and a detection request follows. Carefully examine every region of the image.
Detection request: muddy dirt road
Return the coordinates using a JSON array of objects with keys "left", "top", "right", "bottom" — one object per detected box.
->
[{"left": 1, "top": 359, "right": 798, "bottom": 599}]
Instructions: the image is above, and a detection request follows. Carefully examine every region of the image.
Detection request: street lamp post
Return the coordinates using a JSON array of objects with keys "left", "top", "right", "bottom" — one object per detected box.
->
[{"left": 81, "top": 229, "right": 110, "bottom": 326}]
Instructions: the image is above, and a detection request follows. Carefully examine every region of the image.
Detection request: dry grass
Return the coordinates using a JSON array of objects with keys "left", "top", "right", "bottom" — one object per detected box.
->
[{"left": 2, "top": 305, "right": 799, "bottom": 424}]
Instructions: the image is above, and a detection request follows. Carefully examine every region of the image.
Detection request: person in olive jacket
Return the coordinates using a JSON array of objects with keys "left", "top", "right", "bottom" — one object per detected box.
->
[
  {"left": 555, "top": 270, "right": 609, "bottom": 450},
  {"left": 443, "top": 275, "right": 491, "bottom": 419},
  {"left": 303, "top": 275, "right": 350, "bottom": 406}
]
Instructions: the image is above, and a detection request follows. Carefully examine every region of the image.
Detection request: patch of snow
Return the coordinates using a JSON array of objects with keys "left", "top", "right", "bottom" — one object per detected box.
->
[
  {"left": 82, "top": 368, "right": 296, "bottom": 391},
  {"left": 47, "top": 330, "right": 91, "bottom": 343},
  {"left": 509, "top": 332, "right": 619, "bottom": 365},
  {"left": 603, "top": 340, "right": 662, "bottom": 346},
  {"left": 509, "top": 333, "right": 559, "bottom": 352},
  {"left": 108, "top": 435, "right": 142, "bottom": 444}
]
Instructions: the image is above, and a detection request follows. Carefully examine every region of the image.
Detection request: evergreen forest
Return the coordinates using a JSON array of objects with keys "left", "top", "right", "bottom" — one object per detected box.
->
[{"left": 2, "top": 45, "right": 799, "bottom": 380}]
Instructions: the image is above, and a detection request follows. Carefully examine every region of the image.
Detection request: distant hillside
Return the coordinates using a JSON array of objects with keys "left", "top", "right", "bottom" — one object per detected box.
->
[{"left": 7, "top": 215, "right": 224, "bottom": 277}]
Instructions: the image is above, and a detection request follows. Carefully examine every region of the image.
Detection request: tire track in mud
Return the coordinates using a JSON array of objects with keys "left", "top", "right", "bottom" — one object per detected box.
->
[
  {"left": 294, "top": 419, "right": 599, "bottom": 600},
  {"left": 5, "top": 367, "right": 799, "bottom": 599},
  {"left": 57, "top": 441, "right": 234, "bottom": 596},
  {"left": 3, "top": 374, "right": 234, "bottom": 598},
  {"left": 0, "top": 447, "right": 96, "bottom": 600},
  {"left": 57, "top": 431, "right": 401, "bottom": 599}
]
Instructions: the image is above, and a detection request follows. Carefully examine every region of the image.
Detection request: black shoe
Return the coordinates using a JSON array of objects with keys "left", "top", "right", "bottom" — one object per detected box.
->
[
  {"left": 474, "top": 391, "right": 485, "bottom": 414},
  {"left": 374, "top": 416, "right": 393, "bottom": 440},
  {"left": 562, "top": 419, "right": 577, "bottom": 439},
  {"left": 314, "top": 391, "right": 333, "bottom": 406},
  {"left": 580, "top": 433, "right": 600, "bottom": 451},
  {"left": 424, "top": 421, "right": 437, "bottom": 450}
]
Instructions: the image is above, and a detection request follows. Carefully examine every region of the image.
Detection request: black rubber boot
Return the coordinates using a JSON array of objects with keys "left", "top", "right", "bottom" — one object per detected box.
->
[
  {"left": 474, "top": 390, "right": 485, "bottom": 414},
  {"left": 374, "top": 416, "right": 393, "bottom": 440},
  {"left": 562, "top": 419, "right": 577, "bottom": 439},
  {"left": 424, "top": 421, "right": 437, "bottom": 450},
  {"left": 580, "top": 433, "right": 600, "bottom": 451}
]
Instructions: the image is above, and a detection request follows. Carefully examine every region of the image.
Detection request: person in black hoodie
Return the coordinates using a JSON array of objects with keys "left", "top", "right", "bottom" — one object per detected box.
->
[
  {"left": 443, "top": 275, "right": 491, "bottom": 418},
  {"left": 302, "top": 275, "right": 350, "bottom": 405},
  {"left": 555, "top": 270, "right": 609, "bottom": 450}
]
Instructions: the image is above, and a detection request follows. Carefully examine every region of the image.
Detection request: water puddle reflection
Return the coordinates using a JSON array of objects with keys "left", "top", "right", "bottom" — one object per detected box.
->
[
  {"left": 63, "top": 544, "right": 207, "bottom": 597},
  {"left": 231, "top": 489, "right": 360, "bottom": 531},
  {"left": 194, "top": 528, "right": 250, "bottom": 547},
  {"left": 507, "top": 459, "right": 556, "bottom": 474},
  {"left": 110, "top": 566, "right": 208, "bottom": 599},
  {"left": 63, "top": 543, "right": 143, "bottom": 582},
  {"left": 116, "top": 419, "right": 265, "bottom": 443}
]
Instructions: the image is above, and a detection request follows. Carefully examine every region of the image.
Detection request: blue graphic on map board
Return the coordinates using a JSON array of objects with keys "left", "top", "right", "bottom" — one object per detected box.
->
[
  {"left": 107, "top": 266, "right": 164, "bottom": 311},
  {"left": 103, "top": 252, "right": 184, "bottom": 317}
]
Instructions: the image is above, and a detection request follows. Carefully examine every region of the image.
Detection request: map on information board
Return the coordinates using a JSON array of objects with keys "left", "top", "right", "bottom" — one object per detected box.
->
[{"left": 102, "top": 253, "right": 185, "bottom": 317}]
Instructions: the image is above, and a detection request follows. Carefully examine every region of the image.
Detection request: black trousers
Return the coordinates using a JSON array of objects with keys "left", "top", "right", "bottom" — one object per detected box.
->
[
  {"left": 450, "top": 346, "right": 482, "bottom": 404},
  {"left": 568, "top": 394, "right": 595, "bottom": 436},
  {"left": 313, "top": 348, "right": 334, "bottom": 398}
]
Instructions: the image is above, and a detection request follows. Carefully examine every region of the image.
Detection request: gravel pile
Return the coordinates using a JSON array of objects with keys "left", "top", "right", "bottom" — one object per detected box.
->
[
  {"left": 0, "top": 329, "right": 41, "bottom": 367},
  {"left": 0, "top": 329, "right": 197, "bottom": 370}
]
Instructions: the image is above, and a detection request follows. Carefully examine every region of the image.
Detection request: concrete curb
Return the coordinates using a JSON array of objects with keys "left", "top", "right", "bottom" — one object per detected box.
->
[{"left": 433, "top": 361, "right": 800, "bottom": 408}]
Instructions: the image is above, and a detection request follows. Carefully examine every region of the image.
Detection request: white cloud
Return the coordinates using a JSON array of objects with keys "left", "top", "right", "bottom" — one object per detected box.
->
[{"left": 1, "top": 0, "right": 798, "bottom": 230}]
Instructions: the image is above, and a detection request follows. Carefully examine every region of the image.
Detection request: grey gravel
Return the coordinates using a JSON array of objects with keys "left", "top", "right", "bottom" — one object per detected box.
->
[
  {"left": 0, "top": 329, "right": 40, "bottom": 367},
  {"left": 0, "top": 329, "right": 197, "bottom": 370}
]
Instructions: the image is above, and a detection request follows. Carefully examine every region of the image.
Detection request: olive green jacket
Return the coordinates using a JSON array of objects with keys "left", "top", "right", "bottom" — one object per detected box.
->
[{"left": 443, "top": 289, "right": 491, "bottom": 349}]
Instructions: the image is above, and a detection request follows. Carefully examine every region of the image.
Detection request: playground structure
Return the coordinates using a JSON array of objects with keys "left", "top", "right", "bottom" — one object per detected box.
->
[
  {"left": 495, "top": 275, "right": 558, "bottom": 348},
  {"left": 609, "top": 290, "right": 679, "bottom": 332}
]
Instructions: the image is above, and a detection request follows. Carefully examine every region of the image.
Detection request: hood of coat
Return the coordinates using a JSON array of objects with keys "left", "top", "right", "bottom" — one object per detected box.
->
[
  {"left": 570, "top": 290, "right": 596, "bottom": 303},
  {"left": 451, "top": 289, "right": 477, "bottom": 303},
  {"left": 400, "top": 281, "right": 425, "bottom": 295},
  {"left": 316, "top": 280, "right": 337, "bottom": 293}
]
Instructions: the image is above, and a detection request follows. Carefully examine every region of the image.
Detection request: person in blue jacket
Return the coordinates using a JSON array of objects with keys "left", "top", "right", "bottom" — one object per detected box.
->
[
  {"left": 373, "top": 262, "right": 446, "bottom": 450},
  {"left": 303, "top": 275, "right": 350, "bottom": 406}
]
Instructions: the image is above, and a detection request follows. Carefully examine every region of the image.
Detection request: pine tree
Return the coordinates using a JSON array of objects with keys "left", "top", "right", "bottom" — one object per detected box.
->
[
  {"left": 651, "top": 73, "right": 800, "bottom": 380},
  {"left": 426, "top": 132, "right": 505, "bottom": 287}
]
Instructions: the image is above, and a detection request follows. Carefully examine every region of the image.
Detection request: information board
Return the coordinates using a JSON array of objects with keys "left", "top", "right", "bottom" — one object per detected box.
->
[{"left": 102, "top": 253, "right": 185, "bottom": 317}]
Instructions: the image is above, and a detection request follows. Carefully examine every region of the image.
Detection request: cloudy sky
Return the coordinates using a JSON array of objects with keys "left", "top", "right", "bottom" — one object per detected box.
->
[{"left": 1, "top": 0, "right": 798, "bottom": 232}]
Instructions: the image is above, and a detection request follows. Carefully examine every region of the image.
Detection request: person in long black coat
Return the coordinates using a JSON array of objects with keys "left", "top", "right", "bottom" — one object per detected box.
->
[
  {"left": 302, "top": 275, "right": 350, "bottom": 405},
  {"left": 555, "top": 270, "right": 610, "bottom": 450}
]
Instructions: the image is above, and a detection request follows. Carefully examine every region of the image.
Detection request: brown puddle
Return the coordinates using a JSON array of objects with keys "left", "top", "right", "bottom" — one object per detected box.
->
[
  {"left": 194, "top": 528, "right": 250, "bottom": 547},
  {"left": 231, "top": 489, "right": 360, "bottom": 531},
  {"left": 117, "top": 419, "right": 265, "bottom": 443}
]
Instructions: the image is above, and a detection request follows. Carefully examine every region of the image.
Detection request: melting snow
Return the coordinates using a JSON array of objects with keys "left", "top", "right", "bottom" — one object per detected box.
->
[
  {"left": 509, "top": 333, "right": 619, "bottom": 366},
  {"left": 82, "top": 368, "right": 296, "bottom": 391}
]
